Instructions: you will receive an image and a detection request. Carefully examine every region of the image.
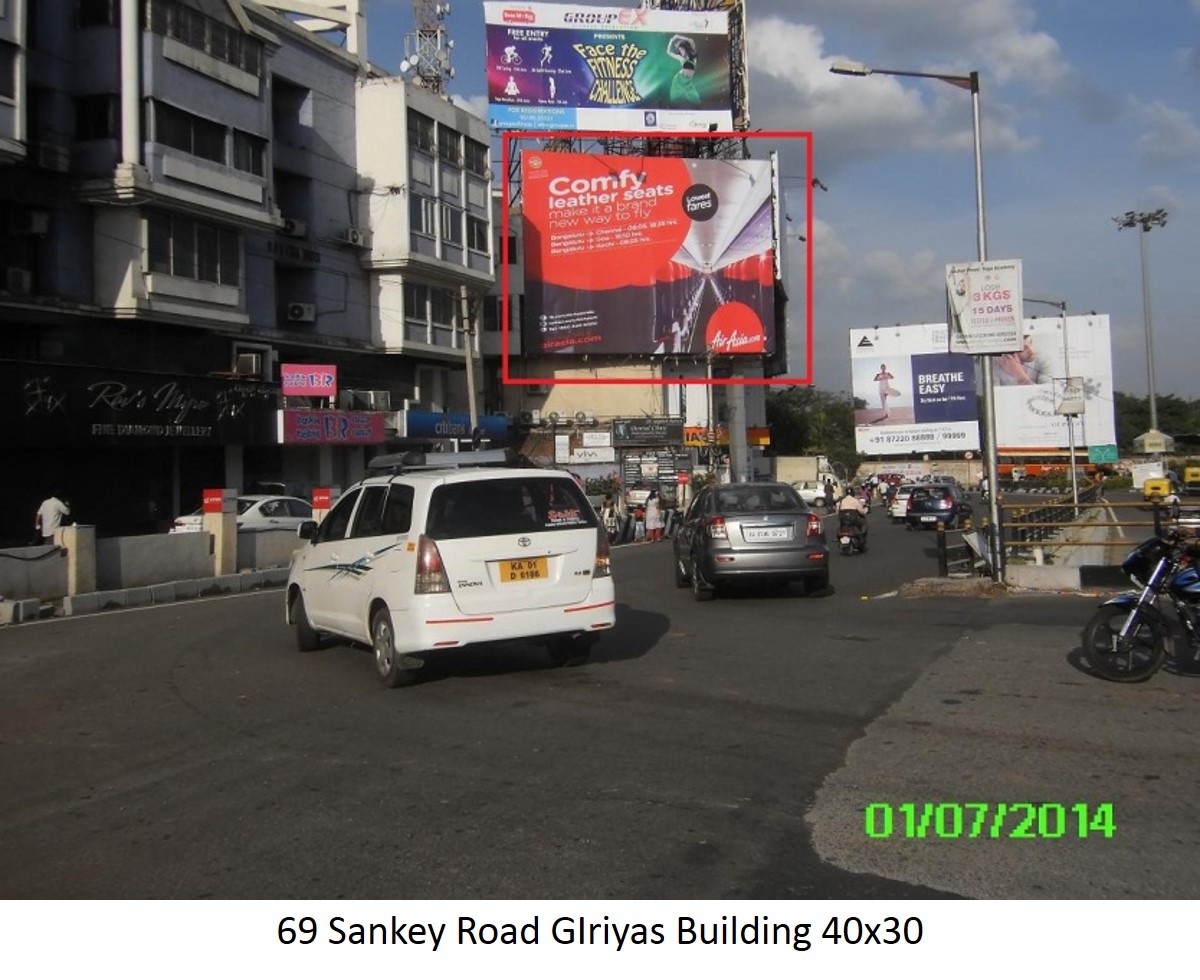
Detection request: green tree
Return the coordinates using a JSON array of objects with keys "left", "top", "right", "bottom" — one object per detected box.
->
[{"left": 766, "top": 386, "right": 863, "bottom": 476}]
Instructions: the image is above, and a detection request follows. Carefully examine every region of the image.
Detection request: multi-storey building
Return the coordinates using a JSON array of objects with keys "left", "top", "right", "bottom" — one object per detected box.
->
[{"left": 0, "top": 0, "right": 495, "bottom": 543}]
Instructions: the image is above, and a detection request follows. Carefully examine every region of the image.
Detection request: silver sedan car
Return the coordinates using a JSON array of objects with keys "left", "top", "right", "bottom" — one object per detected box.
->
[{"left": 673, "top": 482, "right": 830, "bottom": 600}]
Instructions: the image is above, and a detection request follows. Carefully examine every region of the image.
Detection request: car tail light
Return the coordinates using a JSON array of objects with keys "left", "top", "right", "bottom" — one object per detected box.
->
[
  {"left": 706, "top": 516, "right": 728, "bottom": 539},
  {"left": 415, "top": 535, "right": 450, "bottom": 594},
  {"left": 594, "top": 526, "right": 612, "bottom": 578},
  {"left": 806, "top": 514, "right": 823, "bottom": 538}
]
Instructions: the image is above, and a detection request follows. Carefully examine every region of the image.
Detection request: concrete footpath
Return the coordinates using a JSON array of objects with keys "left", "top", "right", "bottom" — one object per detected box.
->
[{"left": 806, "top": 609, "right": 1200, "bottom": 899}]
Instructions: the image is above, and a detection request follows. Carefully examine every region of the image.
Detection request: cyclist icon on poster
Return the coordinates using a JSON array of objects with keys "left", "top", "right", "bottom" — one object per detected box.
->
[{"left": 667, "top": 35, "right": 701, "bottom": 104}]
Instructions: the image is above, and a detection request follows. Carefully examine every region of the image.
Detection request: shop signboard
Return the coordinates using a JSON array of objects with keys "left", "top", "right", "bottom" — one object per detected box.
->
[
  {"left": 6, "top": 360, "right": 278, "bottom": 446},
  {"left": 611, "top": 417, "right": 684, "bottom": 447}
]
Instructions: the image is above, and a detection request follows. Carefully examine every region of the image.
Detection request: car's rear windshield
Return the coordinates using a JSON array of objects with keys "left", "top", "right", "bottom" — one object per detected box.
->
[
  {"left": 427, "top": 477, "right": 598, "bottom": 539},
  {"left": 714, "top": 486, "right": 806, "bottom": 513}
]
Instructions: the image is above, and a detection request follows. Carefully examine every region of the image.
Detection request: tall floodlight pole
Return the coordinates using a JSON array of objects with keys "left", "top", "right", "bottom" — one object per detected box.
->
[
  {"left": 830, "top": 61, "right": 1002, "bottom": 581},
  {"left": 1114, "top": 209, "right": 1168, "bottom": 445}
]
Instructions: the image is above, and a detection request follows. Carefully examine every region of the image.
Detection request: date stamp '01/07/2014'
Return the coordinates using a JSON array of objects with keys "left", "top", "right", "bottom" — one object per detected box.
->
[{"left": 864, "top": 802, "right": 1116, "bottom": 840}]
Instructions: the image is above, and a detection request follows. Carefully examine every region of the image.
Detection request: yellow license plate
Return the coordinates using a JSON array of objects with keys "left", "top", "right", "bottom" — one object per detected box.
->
[{"left": 498, "top": 557, "right": 548, "bottom": 582}]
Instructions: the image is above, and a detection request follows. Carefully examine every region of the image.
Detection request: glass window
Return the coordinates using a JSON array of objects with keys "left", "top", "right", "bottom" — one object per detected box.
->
[
  {"left": 467, "top": 215, "right": 489, "bottom": 253},
  {"left": 437, "top": 127, "right": 459, "bottom": 164},
  {"left": 285, "top": 500, "right": 312, "bottom": 519},
  {"left": 78, "top": 0, "right": 118, "bottom": 27},
  {"left": 440, "top": 204, "right": 463, "bottom": 246},
  {"left": 426, "top": 478, "right": 596, "bottom": 540},
  {"left": 0, "top": 43, "right": 17, "bottom": 101},
  {"left": 430, "top": 288, "right": 455, "bottom": 327},
  {"left": 148, "top": 212, "right": 172, "bottom": 274},
  {"left": 154, "top": 101, "right": 225, "bottom": 163},
  {"left": 404, "top": 282, "right": 428, "bottom": 322},
  {"left": 196, "top": 222, "right": 220, "bottom": 282},
  {"left": 218, "top": 228, "right": 239, "bottom": 286},
  {"left": 350, "top": 486, "right": 388, "bottom": 538},
  {"left": 464, "top": 138, "right": 489, "bottom": 176},
  {"left": 146, "top": 211, "right": 239, "bottom": 285},
  {"left": 315, "top": 488, "right": 361, "bottom": 543},
  {"left": 232, "top": 130, "right": 265, "bottom": 176},
  {"left": 382, "top": 486, "right": 414, "bottom": 534},
  {"left": 409, "top": 195, "right": 435, "bottom": 237},
  {"left": 407, "top": 110, "right": 434, "bottom": 153}
]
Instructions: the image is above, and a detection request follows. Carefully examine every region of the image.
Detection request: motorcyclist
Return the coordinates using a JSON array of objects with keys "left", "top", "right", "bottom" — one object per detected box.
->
[{"left": 837, "top": 490, "right": 869, "bottom": 546}]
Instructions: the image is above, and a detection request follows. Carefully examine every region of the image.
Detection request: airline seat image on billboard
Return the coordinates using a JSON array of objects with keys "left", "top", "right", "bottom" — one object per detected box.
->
[
  {"left": 521, "top": 150, "right": 777, "bottom": 357},
  {"left": 484, "top": 2, "right": 735, "bottom": 133}
]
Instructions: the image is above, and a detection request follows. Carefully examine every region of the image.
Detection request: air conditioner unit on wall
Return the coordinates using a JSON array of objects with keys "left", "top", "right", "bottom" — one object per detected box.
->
[
  {"left": 4, "top": 267, "right": 33, "bottom": 294},
  {"left": 234, "top": 352, "right": 262, "bottom": 377},
  {"left": 286, "top": 302, "right": 316, "bottom": 323},
  {"left": 280, "top": 217, "right": 308, "bottom": 238},
  {"left": 341, "top": 389, "right": 391, "bottom": 411},
  {"left": 339, "top": 227, "right": 368, "bottom": 247}
]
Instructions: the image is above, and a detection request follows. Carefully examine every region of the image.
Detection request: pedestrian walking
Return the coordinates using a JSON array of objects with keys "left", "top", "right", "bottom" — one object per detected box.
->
[
  {"left": 600, "top": 493, "right": 619, "bottom": 543},
  {"left": 633, "top": 505, "right": 646, "bottom": 542},
  {"left": 645, "top": 490, "right": 664, "bottom": 542},
  {"left": 35, "top": 488, "right": 70, "bottom": 544}
]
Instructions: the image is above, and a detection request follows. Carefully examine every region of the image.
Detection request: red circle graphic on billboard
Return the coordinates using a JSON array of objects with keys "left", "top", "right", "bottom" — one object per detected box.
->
[{"left": 705, "top": 302, "right": 766, "bottom": 354}]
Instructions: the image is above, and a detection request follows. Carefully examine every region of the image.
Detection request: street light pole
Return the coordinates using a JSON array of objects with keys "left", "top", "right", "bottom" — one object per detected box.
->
[
  {"left": 1113, "top": 209, "right": 1168, "bottom": 438},
  {"left": 830, "top": 60, "right": 1002, "bottom": 581}
]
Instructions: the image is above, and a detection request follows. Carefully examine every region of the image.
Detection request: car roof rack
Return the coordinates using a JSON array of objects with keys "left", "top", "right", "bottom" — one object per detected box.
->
[{"left": 365, "top": 448, "right": 537, "bottom": 474}]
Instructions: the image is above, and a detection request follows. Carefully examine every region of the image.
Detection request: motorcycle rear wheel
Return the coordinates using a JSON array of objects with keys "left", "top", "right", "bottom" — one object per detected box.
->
[{"left": 1081, "top": 606, "right": 1167, "bottom": 682}]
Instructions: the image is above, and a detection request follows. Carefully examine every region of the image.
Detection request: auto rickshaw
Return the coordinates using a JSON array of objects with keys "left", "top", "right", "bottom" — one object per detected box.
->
[{"left": 1143, "top": 476, "right": 1174, "bottom": 501}]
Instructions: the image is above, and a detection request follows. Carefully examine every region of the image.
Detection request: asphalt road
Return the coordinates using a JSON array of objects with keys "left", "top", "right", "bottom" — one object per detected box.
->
[{"left": 2, "top": 504, "right": 1197, "bottom": 900}]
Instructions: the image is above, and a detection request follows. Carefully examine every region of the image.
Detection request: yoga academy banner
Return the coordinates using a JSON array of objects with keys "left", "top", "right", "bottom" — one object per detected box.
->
[{"left": 850, "top": 323, "right": 980, "bottom": 456}]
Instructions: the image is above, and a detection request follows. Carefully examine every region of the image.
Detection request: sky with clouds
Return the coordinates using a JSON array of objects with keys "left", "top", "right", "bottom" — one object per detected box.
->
[{"left": 360, "top": 0, "right": 1200, "bottom": 399}]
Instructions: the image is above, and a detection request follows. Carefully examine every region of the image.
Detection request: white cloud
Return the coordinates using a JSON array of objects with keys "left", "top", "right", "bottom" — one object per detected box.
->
[
  {"left": 450, "top": 93, "right": 489, "bottom": 119},
  {"left": 1133, "top": 100, "right": 1200, "bottom": 167}
]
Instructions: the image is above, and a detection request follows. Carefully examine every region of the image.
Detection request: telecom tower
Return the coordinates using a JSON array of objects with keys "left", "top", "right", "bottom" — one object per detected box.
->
[{"left": 401, "top": 1, "right": 456, "bottom": 94}]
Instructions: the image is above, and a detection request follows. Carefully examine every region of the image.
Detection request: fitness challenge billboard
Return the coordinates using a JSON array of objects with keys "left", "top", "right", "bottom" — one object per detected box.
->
[
  {"left": 991, "top": 313, "right": 1117, "bottom": 450},
  {"left": 850, "top": 323, "right": 980, "bottom": 456},
  {"left": 484, "top": 2, "right": 734, "bottom": 132},
  {"left": 522, "top": 150, "right": 776, "bottom": 357}
]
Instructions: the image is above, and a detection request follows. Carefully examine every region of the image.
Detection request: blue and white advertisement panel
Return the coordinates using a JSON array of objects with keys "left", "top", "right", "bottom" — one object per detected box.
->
[
  {"left": 484, "top": 2, "right": 734, "bottom": 132},
  {"left": 991, "top": 313, "right": 1117, "bottom": 450},
  {"left": 850, "top": 323, "right": 980, "bottom": 456}
]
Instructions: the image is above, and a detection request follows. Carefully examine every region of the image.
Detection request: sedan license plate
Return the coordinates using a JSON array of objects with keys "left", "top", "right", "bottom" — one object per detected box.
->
[
  {"left": 745, "top": 526, "right": 792, "bottom": 542},
  {"left": 920, "top": 515, "right": 938, "bottom": 522},
  {"left": 498, "top": 557, "right": 548, "bottom": 582}
]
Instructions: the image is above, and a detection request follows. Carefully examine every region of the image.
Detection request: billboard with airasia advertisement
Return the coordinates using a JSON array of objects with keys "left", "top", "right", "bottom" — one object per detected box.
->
[
  {"left": 521, "top": 150, "right": 777, "bottom": 356},
  {"left": 483, "top": 2, "right": 736, "bottom": 133}
]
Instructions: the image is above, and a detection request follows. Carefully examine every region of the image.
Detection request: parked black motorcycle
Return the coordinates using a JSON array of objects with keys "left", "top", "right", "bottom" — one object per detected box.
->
[{"left": 1081, "top": 530, "right": 1200, "bottom": 682}]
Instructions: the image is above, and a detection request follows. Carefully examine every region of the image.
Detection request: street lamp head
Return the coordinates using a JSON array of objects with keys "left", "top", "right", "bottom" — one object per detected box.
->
[
  {"left": 1114, "top": 208, "right": 1169, "bottom": 232},
  {"left": 829, "top": 59, "right": 871, "bottom": 77}
]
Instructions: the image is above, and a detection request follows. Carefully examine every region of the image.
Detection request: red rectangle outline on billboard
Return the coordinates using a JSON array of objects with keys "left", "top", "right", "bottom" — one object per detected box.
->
[{"left": 501, "top": 129, "right": 813, "bottom": 387}]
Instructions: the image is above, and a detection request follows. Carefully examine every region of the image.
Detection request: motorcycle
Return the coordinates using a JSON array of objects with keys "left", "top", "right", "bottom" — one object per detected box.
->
[
  {"left": 1081, "top": 531, "right": 1200, "bottom": 682},
  {"left": 837, "top": 515, "right": 867, "bottom": 555}
]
